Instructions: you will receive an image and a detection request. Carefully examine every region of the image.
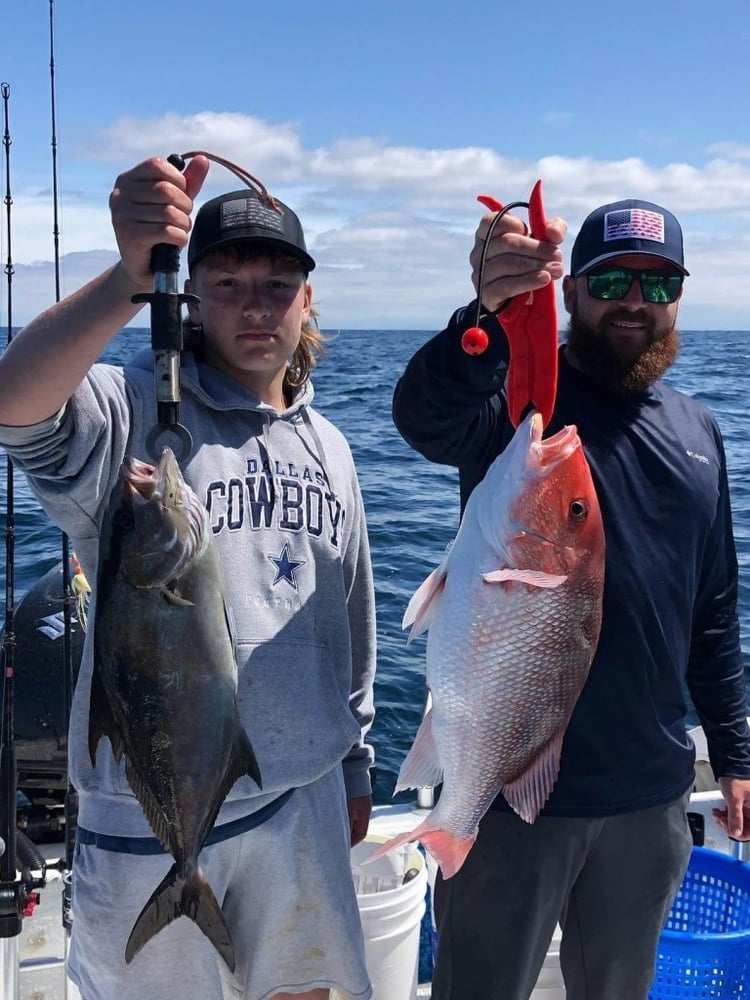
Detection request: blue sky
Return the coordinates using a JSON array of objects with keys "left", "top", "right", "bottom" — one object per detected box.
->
[{"left": 2, "top": 0, "right": 750, "bottom": 330}]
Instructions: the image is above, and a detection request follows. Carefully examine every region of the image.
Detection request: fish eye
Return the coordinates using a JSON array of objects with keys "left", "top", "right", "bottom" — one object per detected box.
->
[{"left": 569, "top": 499, "right": 588, "bottom": 520}]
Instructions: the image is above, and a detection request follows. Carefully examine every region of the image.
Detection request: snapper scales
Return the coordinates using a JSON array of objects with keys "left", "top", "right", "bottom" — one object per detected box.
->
[{"left": 91, "top": 447, "right": 262, "bottom": 969}]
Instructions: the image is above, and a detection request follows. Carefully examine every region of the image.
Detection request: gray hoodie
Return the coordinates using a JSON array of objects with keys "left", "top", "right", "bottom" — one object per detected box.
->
[{"left": 0, "top": 347, "right": 376, "bottom": 838}]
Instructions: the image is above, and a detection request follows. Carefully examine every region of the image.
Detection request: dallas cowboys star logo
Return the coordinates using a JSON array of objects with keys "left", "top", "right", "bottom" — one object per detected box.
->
[{"left": 269, "top": 543, "right": 305, "bottom": 590}]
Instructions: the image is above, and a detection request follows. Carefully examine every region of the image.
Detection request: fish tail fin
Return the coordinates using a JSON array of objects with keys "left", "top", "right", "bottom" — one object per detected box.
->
[
  {"left": 364, "top": 821, "right": 476, "bottom": 881},
  {"left": 418, "top": 828, "right": 477, "bottom": 879},
  {"left": 502, "top": 730, "right": 565, "bottom": 823},
  {"left": 125, "top": 863, "right": 235, "bottom": 972}
]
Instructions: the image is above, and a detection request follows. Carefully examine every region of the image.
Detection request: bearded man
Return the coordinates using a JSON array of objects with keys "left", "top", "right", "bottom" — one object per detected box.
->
[{"left": 391, "top": 198, "right": 750, "bottom": 1000}]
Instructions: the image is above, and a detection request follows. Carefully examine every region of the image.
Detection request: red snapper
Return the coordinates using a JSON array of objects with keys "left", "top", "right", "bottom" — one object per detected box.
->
[{"left": 372, "top": 411, "right": 605, "bottom": 878}]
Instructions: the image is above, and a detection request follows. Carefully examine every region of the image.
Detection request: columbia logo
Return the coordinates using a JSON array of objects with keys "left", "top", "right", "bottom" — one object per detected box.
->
[{"left": 686, "top": 450, "right": 709, "bottom": 465}]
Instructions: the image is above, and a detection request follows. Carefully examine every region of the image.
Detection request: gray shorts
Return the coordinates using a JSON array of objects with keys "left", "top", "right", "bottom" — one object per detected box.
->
[
  {"left": 68, "top": 765, "right": 372, "bottom": 1000},
  {"left": 431, "top": 793, "right": 693, "bottom": 1000}
]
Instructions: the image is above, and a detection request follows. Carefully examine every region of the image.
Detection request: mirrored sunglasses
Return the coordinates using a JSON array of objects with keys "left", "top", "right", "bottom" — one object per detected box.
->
[{"left": 586, "top": 267, "right": 684, "bottom": 304}]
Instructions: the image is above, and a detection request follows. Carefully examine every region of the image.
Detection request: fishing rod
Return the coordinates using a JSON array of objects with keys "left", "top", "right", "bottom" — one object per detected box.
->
[
  {"left": 0, "top": 81, "right": 48, "bottom": 1000},
  {"left": 0, "top": 80, "right": 19, "bottom": 928},
  {"left": 47, "top": 0, "right": 79, "bottom": 882},
  {"left": 49, "top": 0, "right": 61, "bottom": 304},
  {"left": 45, "top": 0, "right": 81, "bottom": 973}
]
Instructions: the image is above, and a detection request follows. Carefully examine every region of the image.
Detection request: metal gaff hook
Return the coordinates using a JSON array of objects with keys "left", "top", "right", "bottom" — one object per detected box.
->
[{"left": 133, "top": 153, "right": 196, "bottom": 463}]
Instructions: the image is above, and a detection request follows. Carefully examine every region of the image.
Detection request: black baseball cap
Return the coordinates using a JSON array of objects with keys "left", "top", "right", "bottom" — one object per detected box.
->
[
  {"left": 187, "top": 189, "right": 316, "bottom": 274},
  {"left": 571, "top": 199, "right": 689, "bottom": 276}
]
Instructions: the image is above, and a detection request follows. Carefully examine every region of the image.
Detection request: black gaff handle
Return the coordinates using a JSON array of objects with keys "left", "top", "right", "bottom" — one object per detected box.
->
[{"left": 149, "top": 153, "right": 187, "bottom": 277}]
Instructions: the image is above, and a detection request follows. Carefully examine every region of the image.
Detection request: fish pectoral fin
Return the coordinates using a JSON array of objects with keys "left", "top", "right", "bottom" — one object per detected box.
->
[
  {"left": 403, "top": 564, "right": 448, "bottom": 641},
  {"left": 483, "top": 568, "right": 567, "bottom": 589},
  {"left": 161, "top": 584, "right": 194, "bottom": 607},
  {"left": 502, "top": 730, "right": 566, "bottom": 823},
  {"left": 395, "top": 707, "right": 444, "bottom": 791}
]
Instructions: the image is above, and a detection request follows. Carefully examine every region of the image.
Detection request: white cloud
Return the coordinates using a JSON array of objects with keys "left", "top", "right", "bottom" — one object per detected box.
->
[
  {"left": 707, "top": 142, "right": 750, "bottom": 161},
  {"left": 5, "top": 111, "right": 750, "bottom": 330},
  {"left": 87, "top": 112, "right": 307, "bottom": 181}
]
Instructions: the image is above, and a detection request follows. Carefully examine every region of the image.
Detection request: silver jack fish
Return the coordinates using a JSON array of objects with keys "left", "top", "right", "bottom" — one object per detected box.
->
[
  {"left": 91, "top": 448, "right": 262, "bottom": 969},
  {"left": 369, "top": 411, "right": 605, "bottom": 878}
]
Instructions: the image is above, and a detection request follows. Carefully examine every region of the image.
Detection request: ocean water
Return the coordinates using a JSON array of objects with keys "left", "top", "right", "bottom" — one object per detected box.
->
[{"left": 2, "top": 327, "right": 750, "bottom": 805}]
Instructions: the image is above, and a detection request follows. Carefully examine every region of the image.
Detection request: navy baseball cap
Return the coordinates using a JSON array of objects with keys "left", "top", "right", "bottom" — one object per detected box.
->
[
  {"left": 571, "top": 199, "right": 689, "bottom": 277},
  {"left": 188, "top": 189, "right": 316, "bottom": 274}
]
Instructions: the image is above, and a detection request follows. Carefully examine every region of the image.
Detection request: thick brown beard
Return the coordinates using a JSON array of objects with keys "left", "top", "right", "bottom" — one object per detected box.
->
[{"left": 565, "top": 304, "right": 680, "bottom": 394}]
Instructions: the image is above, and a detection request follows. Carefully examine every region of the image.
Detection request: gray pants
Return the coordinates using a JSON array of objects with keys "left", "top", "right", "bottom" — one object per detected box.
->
[
  {"left": 431, "top": 794, "right": 693, "bottom": 1000},
  {"left": 68, "top": 767, "right": 371, "bottom": 1000}
]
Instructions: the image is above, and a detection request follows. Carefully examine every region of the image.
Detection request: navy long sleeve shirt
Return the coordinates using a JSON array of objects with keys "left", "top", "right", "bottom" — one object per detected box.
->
[{"left": 392, "top": 302, "right": 750, "bottom": 816}]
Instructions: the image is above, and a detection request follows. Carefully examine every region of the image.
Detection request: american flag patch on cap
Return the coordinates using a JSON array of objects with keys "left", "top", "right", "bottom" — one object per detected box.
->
[
  {"left": 603, "top": 208, "right": 665, "bottom": 244},
  {"left": 220, "top": 197, "right": 284, "bottom": 234}
]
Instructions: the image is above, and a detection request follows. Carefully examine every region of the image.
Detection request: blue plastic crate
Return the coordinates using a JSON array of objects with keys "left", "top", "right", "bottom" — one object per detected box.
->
[{"left": 649, "top": 846, "right": 750, "bottom": 998}]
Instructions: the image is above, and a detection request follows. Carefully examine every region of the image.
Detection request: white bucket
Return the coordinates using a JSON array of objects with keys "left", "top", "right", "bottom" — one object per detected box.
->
[{"left": 347, "top": 835, "right": 427, "bottom": 1000}]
